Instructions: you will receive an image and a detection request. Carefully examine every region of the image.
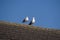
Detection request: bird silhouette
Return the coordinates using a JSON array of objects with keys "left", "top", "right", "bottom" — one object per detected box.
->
[
  {"left": 22, "top": 16, "right": 29, "bottom": 23},
  {"left": 29, "top": 17, "right": 35, "bottom": 25}
]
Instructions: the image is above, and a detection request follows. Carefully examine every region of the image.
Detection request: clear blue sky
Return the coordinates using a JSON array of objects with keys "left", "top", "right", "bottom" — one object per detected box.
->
[{"left": 0, "top": 0, "right": 60, "bottom": 29}]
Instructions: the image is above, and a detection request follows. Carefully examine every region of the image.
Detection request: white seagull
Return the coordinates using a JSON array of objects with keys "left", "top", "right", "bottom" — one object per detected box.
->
[
  {"left": 29, "top": 17, "right": 35, "bottom": 25},
  {"left": 22, "top": 16, "right": 29, "bottom": 23}
]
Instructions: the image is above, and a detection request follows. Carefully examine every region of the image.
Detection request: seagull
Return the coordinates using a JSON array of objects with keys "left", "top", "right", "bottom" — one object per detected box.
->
[
  {"left": 22, "top": 16, "right": 29, "bottom": 23},
  {"left": 29, "top": 17, "right": 35, "bottom": 25}
]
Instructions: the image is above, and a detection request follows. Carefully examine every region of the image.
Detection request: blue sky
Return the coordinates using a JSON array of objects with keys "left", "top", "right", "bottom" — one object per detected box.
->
[{"left": 0, "top": 0, "right": 60, "bottom": 29}]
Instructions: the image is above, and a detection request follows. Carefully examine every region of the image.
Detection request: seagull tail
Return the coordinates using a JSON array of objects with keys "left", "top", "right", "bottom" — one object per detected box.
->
[
  {"left": 29, "top": 21, "right": 32, "bottom": 25},
  {"left": 22, "top": 19, "right": 25, "bottom": 23}
]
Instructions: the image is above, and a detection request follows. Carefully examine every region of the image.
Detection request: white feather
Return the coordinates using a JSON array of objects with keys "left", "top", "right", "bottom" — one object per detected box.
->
[
  {"left": 25, "top": 16, "right": 29, "bottom": 22},
  {"left": 32, "top": 17, "right": 35, "bottom": 23}
]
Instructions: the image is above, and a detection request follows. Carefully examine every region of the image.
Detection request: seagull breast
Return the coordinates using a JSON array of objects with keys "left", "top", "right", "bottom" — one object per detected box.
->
[
  {"left": 32, "top": 17, "right": 35, "bottom": 24},
  {"left": 25, "top": 16, "right": 29, "bottom": 22}
]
